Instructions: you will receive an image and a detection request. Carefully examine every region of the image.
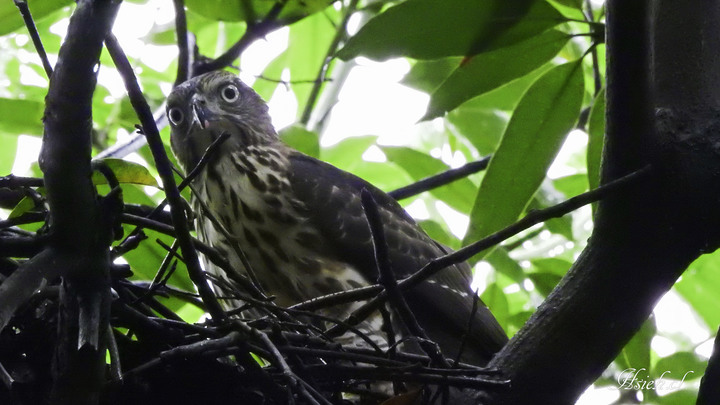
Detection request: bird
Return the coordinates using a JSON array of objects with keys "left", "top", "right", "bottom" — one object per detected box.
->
[{"left": 166, "top": 70, "right": 508, "bottom": 366}]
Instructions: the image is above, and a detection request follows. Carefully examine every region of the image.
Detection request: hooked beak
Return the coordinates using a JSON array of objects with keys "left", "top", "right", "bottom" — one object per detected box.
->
[{"left": 190, "top": 95, "right": 210, "bottom": 129}]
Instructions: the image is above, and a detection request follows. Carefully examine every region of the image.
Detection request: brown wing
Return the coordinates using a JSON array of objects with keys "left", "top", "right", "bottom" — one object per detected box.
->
[{"left": 286, "top": 152, "right": 507, "bottom": 365}]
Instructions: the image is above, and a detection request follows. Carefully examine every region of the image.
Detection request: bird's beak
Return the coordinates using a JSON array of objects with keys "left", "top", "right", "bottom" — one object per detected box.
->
[{"left": 190, "top": 95, "right": 209, "bottom": 130}]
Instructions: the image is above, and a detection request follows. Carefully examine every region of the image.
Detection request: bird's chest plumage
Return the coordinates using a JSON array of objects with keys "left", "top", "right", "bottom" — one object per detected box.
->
[{"left": 193, "top": 145, "right": 368, "bottom": 310}]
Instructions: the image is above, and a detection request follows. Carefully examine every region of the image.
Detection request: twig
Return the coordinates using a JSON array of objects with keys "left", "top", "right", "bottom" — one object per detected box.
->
[
  {"left": 104, "top": 33, "right": 226, "bottom": 322},
  {"left": 0, "top": 212, "right": 45, "bottom": 230},
  {"left": 193, "top": 1, "right": 288, "bottom": 76},
  {"left": 301, "top": 364, "right": 509, "bottom": 390},
  {"left": 107, "top": 325, "right": 123, "bottom": 382},
  {"left": 186, "top": 181, "right": 267, "bottom": 296},
  {"left": 0, "top": 175, "right": 44, "bottom": 189},
  {"left": 121, "top": 213, "right": 175, "bottom": 235},
  {"left": 0, "top": 361, "right": 13, "bottom": 389},
  {"left": 114, "top": 131, "right": 229, "bottom": 257},
  {"left": 299, "top": 166, "right": 653, "bottom": 332},
  {"left": 348, "top": 165, "right": 655, "bottom": 332},
  {"left": 360, "top": 189, "right": 446, "bottom": 366},
  {"left": 118, "top": 211, "right": 263, "bottom": 299},
  {"left": 172, "top": 0, "right": 191, "bottom": 86},
  {"left": 13, "top": 0, "right": 53, "bottom": 78},
  {"left": 388, "top": 156, "right": 491, "bottom": 201},
  {"left": 453, "top": 288, "right": 481, "bottom": 367}
]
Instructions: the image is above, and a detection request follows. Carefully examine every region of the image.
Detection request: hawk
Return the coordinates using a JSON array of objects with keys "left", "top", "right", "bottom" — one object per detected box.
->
[{"left": 166, "top": 70, "right": 507, "bottom": 366}]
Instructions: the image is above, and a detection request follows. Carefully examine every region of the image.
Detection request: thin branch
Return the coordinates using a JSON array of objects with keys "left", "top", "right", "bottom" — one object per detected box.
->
[
  {"left": 185, "top": 181, "right": 267, "bottom": 296},
  {"left": 193, "top": 1, "right": 289, "bottom": 76},
  {"left": 115, "top": 131, "right": 229, "bottom": 257},
  {"left": 104, "top": 33, "right": 226, "bottom": 322},
  {"left": 0, "top": 174, "right": 44, "bottom": 188},
  {"left": 297, "top": 166, "right": 652, "bottom": 324},
  {"left": 301, "top": 364, "right": 509, "bottom": 390},
  {"left": 107, "top": 324, "right": 123, "bottom": 382},
  {"left": 13, "top": 0, "right": 53, "bottom": 78},
  {"left": 388, "top": 156, "right": 491, "bottom": 201},
  {"left": 361, "top": 189, "right": 446, "bottom": 366},
  {"left": 172, "top": 0, "right": 191, "bottom": 86},
  {"left": 119, "top": 212, "right": 266, "bottom": 300}
]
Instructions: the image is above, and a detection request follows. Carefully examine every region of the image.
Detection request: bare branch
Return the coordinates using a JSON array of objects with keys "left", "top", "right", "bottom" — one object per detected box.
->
[{"left": 104, "top": 33, "right": 227, "bottom": 322}]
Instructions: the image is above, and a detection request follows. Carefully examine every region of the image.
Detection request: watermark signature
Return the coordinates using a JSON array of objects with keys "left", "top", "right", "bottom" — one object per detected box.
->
[{"left": 617, "top": 368, "right": 694, "bottom": 391}]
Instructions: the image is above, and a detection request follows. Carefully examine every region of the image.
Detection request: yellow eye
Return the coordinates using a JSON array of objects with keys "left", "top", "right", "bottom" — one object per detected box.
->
[
  {"left": 168, "top": 107, "right": 184, "bottom": 126},
  {"left": 220, "top": 84, "right": 239, "bottom": 103}
]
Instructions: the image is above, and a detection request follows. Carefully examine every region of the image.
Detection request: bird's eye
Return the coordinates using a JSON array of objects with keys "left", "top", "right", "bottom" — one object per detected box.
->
[
  {"left": 168, "top": 107, "right": 184, "bottom": 126},
  {"left": 220, "top": 84, "right": 240, "bottom": 103}
]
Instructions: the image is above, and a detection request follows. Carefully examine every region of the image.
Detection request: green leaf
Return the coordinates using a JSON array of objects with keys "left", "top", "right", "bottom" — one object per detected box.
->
[
  {"left": 118, "top": 185, "right": 195, "bottom": 295},
  {"left": 463, "top": 60, "right": 585, "bottom": 249},
  {"left": 287, "top": 9, "right": 337, "bottom": 116},
  {"left": 279, "top": 124, "right": 320, "bottom": 158},
  {"left": 92, "top": 159, "right": 159, "bottom": 187},
  {"left": 184, "top": 0, "right": 328, "bottom": 22},
  {"left": 381, "top": 146, "right": 476, "bottom": 214},
  {"left": 616, "top": 318, "right": 656, "bottom": 372},
  {"left": 338, "top": 0, "right": 563, "bottom": 61},
  {"left": 531, "top": 257, "right": 572, "bottom": 276},
  {"left": 0, "top": 98, "right": 45, "bottom": 135},
  {"left": 0, "top": 0, "right": 72, "bottom": 36},
  {"left": 254, "top": 51, "right": 288, "bottom": 101},
  {"left": 424, "top": 30, "right": 569, "bottom": 120},
  {"left": 526, "top": 272, "right": 561, "bottom": 297},
  {"left": 0, "top": 133, "right": 19, "bottom": 174},
  {"left": 9, "top": 196, "right": 37, "bottom": 219},
  {"left": 486, "top": 248, "right": 526, "bottom": 285},
  {"left": 417, "top": 219, "right": 459, "bottom": 250},
  {"left": 587, "top": 88, "right": 605, "bottom": 192},
  {"left": 402, "top": 57, "right": 463, "bottom": 94},
  {"left": 550, "top": 0, "right": 583, "bottom": 10},
  {"left": 321, "top": 135, "right": 377, "bottom": 169},
  {"left": 481, "top": 283, "right": 510, "bottom": 333},
  {"left": 655, "top": 389, "right": 699, "bottom": 405},
  {"left": 654, "top": 352, "right": 704, "bottom": 381},
  {"left": 446, "top": 63, "right": 555, "bottom": 155},
  {"left": 675, "top": 253, "right": 720, "bottom": 329}
]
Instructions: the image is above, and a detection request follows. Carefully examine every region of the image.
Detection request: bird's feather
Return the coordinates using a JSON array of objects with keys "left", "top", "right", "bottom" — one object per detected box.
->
[{"left": 286, "top": 152, "right": 508, "bottom": 364}]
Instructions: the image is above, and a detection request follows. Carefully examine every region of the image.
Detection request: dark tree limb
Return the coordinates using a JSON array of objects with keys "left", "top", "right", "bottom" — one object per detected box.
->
[
  {"left": 172, "top": 0, "right": 191, "bottom": 86},
  {"left": 37, "top": 0, "right": 122, "bottom": 403},
  {"left": 698, "top": 326, "right": 720, "bottom": 405},
  {"left": 192, "top": 1, "right": 288, "bottom": 76},
  {"left": 361, "top": 189, "right": 446, "bottom": 367},
  {"left": 388, "top": 156, "right": 491, "bottom": 201},
  {"left": 309, "top": 165, "right": 649, "bottom": 321},
  {"left": 104, "top": 34, "right": 227, "bottom": 323},
  {"left": 14, "top": 0, "right": 53, "bottom": 78},
  {"left": 482, "top": 1, "right": 720, "bottom": 403}
]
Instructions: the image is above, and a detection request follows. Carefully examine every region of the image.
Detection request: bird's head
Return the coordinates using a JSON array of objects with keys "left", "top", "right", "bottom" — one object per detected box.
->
[{"left": 166, "top": 70, "right": 278, "bottom": 171}]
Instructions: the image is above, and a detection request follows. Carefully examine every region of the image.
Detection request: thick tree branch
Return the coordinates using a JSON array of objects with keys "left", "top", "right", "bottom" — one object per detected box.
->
[
  {"left": 38, "top": 0, "right": 121, "bottom": 403},
  {"left": 482, "top": 1, "right": 720, "bottom": 403}
]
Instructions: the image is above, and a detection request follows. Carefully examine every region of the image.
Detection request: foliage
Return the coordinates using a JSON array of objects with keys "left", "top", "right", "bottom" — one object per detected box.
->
[{"left": 0, "top": 0, "right": 714, "bottom": 403}]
